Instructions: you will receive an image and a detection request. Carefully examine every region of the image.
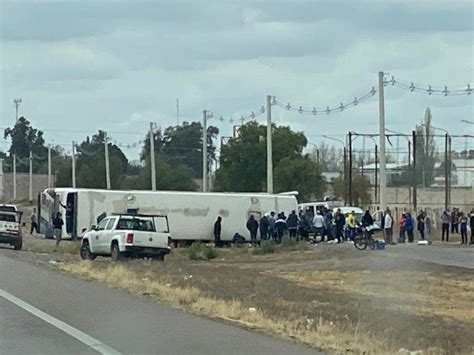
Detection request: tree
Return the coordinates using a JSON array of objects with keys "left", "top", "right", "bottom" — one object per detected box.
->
[
  {"left": 310, "top": 141, "right": 341, "bottom": 172},
  {"left": 274, "top": 156, "right": 325, "bottom": 201},
  {"left": 120, "top": 154, "right": 196, "bottom": 191},
  {"left": 140, "top": 122, "right": 219, "bottom": 179},
  {"left": 215, "top": 122, "right": 325, "bottom": 199},
  {"left": 3, "top": 117, "right": 48, "bottom": 172},
  {"left": 332, "top": 172, "right": 372, "bottom": 206},
  {"left": 415, "top": 108, "right": 437, "bottom": 187},
  {"left": 75, "top": 131, "right": 128, "bottom": 188}
]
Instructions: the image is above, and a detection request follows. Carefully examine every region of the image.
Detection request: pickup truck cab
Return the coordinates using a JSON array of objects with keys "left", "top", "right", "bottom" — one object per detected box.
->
[
  {"left": 80, "top": 213, "right": 172, "bottom": 261},
  {"left": 0, "top": 209, "right": 23, "bottom": 250}
]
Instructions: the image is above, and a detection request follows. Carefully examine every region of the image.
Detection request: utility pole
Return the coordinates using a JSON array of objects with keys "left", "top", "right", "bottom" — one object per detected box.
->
[
  {"left": 348, "top": 131, "right": 353, "bottom": 206},
  {"left": 104, "top": 132, "right": 111, "bottom": 190},
  {"left": 343, "top": 147, "right": 347, "bottom": 205},
  {"left": 448, "top": 136, "right": 452, "bottom": 206},
  {"left": 176, "top": 98, "right": 180, "bottom": 126},
  {"left": 202, "top": 110, "right": 208, "bottom": 192},
  {"left": 72, "top": 141, "right": 76, "bottom": 188},
  {"left": 13, "top": 98, "right": 22, "bottom": 121},
  {"left": 29, "top": 151, "right": 33, "bottom": 202},
  {"left": 412, "top": 131, "right": 417, "bottom": 209},
  {"left": 378, "top": 71, "right": 387, "bottom": 211},
  {"left": 374, "top": 144, "right": 378, "bottom": 205},
  {"left": 444, "top": 133, "right": 449, "bottom": 210},
  {"left": 48, "top": 145, "right": 52, "bottom": 188},
  {"left": 266, "top": 95, "right": 273, "bottom": 194},
  {"left": 149, "top": 122, "right": 156, "bottom": 191},
  {"left": 12, "top": 154, "right": 16, "bottom": 200}
]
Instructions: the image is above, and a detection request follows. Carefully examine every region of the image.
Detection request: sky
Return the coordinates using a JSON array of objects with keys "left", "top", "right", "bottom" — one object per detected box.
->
[{"left": 1, "top": 0, "right": 473, "bottom": 161}]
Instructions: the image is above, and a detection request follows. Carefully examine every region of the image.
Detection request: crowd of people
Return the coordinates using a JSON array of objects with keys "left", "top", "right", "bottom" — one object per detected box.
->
[{"left": 213, "top": 206, "right": 474, "bottom": 247}]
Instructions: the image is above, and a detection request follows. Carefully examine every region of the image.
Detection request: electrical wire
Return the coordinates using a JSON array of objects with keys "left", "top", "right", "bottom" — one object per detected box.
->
[{"left": 385, "top": 75, "right": 472, "bottom": 96}]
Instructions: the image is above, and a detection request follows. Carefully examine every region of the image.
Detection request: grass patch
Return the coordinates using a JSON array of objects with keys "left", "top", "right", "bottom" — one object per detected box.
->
[
  {"left": 280, "top": 236, "right": 297, "bottom": 248},
  {"left": 24, "top": 241, "right": 81, "bottom": 255},
  {"left": 187, "top": 242, "right": 218, "bottom": 261},
  {"left": 57, "top": 260, "right": 393, "bottom": 354},
  {"left": 253, "top": 240, "right": 275, "bottom": 255}
]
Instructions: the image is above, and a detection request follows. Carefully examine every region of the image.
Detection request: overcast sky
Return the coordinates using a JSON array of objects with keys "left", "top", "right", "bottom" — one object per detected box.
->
[{"left": 1, "top": 0, "right": 473, "bottom": 159}]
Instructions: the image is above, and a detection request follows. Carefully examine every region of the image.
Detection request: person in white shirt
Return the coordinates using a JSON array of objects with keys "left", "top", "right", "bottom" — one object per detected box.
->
[
  {"left": 312, "top": 211, "right": 325, "bottom": 242},
  {"left": 384, "top": 210, "right": 393, "bottom": 244}
]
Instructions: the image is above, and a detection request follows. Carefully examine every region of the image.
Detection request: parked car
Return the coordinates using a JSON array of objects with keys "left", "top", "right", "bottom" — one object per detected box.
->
[
  {"left": 0, "top": 204, "right": 18, "bottom": 213},
  {"left": 80, "top": 213, "right": 172, "bottom": 261},
  {"left": 0, "top": 209, "right": 23, "bottom": 250}
]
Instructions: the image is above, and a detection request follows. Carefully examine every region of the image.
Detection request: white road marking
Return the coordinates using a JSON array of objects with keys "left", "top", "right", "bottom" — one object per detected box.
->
[{"left": 0, "top": 288, "right": 121, "bottom": 355}]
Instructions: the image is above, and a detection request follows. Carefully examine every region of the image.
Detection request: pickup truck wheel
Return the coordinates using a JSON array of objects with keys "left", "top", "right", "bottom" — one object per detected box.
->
[
  {"left": 80, "top": 242, "right": 96, "bottom": 260},
  {"left": 14, "top": 239, "right": 22, "bottom": 250},
  {"left": 155, "top": 254, "right": 165, "bottom": 262},
  {"left": 111, "top": 243, "right": 122, "bottom": 261}
]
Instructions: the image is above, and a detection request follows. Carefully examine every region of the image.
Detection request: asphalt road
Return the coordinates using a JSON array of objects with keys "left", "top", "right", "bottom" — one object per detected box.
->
[{"left": 0, "top": 250, "right": 319, "bottom": 355}]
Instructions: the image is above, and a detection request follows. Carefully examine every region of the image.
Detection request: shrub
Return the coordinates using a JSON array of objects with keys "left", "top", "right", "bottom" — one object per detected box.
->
[
  {"left": 187, "top": 242, "right": 218, "bottom": 261},
  {"left": 281, "top": 235, "right": 297, "bottom": 248},
  {"left": 253, "top": 240, "right": 275, "bottom": 255}
]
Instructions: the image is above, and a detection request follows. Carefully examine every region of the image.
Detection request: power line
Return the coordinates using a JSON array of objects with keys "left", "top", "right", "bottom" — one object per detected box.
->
[
  {"left": 207, "top": 105, "right": 266, "bottom": 124},
  {"left": 274, "top": 87, "right": 377, "bottom": 115},
  {"left": 385, "top": 75, "right": 473, "bottom": 96}
]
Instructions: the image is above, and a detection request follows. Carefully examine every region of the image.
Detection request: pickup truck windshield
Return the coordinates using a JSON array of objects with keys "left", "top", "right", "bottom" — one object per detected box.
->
[
  {"left": 116, "top": 218, "right": 155, "bottom": 232},
  {"left": 0, "top": 214, "right": 16, "bottom": 222}
]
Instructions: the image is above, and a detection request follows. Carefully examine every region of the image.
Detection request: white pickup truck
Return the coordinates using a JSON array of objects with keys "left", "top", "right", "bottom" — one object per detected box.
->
[
  {"left": 80, "top": 213, "right": 172, "bottom": 261},
  {"left": 0, "top": 209, "right": 23, "bottom": 250}
]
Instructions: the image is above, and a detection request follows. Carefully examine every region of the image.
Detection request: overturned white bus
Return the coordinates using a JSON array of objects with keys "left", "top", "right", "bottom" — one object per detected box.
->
[{"left": 39, "top": 188, "right": 298, "bottom": 243}]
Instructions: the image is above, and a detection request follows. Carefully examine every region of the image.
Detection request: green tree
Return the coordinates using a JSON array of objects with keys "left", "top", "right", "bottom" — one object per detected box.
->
[
  {"left": 215, "top": 122, "right": 324, "bottom": 199},
  {"left": 75, "top": 131, "right": 128, "bottom": 188},
  {"left": 3, "top": 117, "right": 48, "bottom": 172},
  {"left": 140, "top": 122, "right": 219, "bottom": 178},
  {"left": 120, "top": 154, "right": 196, "bottom": 191}
]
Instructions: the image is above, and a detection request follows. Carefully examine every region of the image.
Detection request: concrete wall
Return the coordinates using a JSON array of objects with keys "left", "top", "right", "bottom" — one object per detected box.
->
[{"left": 0, "top": 173, "right": 52, "bottom": 202}]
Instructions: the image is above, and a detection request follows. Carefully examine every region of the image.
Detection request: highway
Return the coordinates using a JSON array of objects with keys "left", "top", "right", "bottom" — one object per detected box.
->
[{"left": 0, "top": 250, "right": 319, "bottom": 355}]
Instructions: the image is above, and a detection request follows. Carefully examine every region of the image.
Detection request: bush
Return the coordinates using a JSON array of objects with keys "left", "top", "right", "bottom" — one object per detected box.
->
[
  {"left": 253, "top": 240, "right": 275, "bottom": 255},
  {"left": 187, "top": 242, "right": 218, "bottom": 261},
  {"left": 281, "top": 235, "right": 297, "bottom": 248}
]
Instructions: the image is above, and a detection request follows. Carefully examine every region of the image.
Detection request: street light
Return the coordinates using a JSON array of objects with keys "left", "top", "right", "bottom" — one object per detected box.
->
[
  {"left": 13, "top": 98, "right": 22, "bottom": 121},
  {"left": 322, "top": 135, "right": 347, "bottom": 204},
  {"left": 307, "top": 142, "right": 320, "bottom": 166}
]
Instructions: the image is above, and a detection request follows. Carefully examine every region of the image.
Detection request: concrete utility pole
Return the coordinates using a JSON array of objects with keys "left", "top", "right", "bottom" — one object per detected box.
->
[
  {"left": 444, "top": 133, "right": 449, "bottom": 210},
  {"left": 47, "top": 145, "right": 52, "bottom": 188},
  {"left": 149, "top": 122, "right": 157, "bottom": 191},
  {"left": 72, "top": 141, "right": 76, "bottom": 188},
  {"left": 104, "top": 132, "right": 111, "bottom": 190},
  {"left": 412, "top": 131, "right": 417, "bottom": 209},
  {"left": 176, "top": 98, "right": 180, "bottom": 126},
  {"left": 378, "top": 71, "right": 387, "bottom": 211},
  {"left": 12, "top": 154, "right": 16, "bottom": 200},
  {"left": 13, "top": 98, "right": 22, "bottom": 121},
  {"left": 348, "top": 131, "right": 353, "bottom": 206},
  {"left": 202, "top": 110, "right": 208, "bottom": 192},
  {"left": 29, "top": 151, "right": 33, "bottom": 202},
  {"left": 266, "top": 95, "right": 273, "bottom": 194}
]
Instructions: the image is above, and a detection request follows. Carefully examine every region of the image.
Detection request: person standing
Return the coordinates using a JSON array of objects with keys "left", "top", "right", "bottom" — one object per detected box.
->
[
  {"left": 275, "top": 213, "right": 287, "bottom": 243},
  {"left": 312, "top": 211, "right": 325, "bottom": 242},
  {"left": 398, "top": 213, "right": 406, "bottom": 243},
  {"left": 361, "top": 210, "right": 373, "bottom": 227},
  {"left": 260, "top": 214, "right": 269, "bottom": 241},
  {"left": 213, "top": 216, "right": 222, "bottom": 247},
  {"left": 335, "top": 209, "right": 345, "bottom": 243},
  {"left": 268, "top": 211, "right": 276, "bottom": 242},
  {"left": 324, "top": 209, "right": 334, "bottom": 241},
  {"left": 425, "top": 213, "right": 432, "bottom": 244},
  {"left": 417, "top": 211, "right": 425, "bottom": 240},
  {"left": 286, "top": 210, "right": 299, "bottom": 239},
  {"left": 347, "top": 211, "right": 356, "bottom": 241},
  {"left": 298, "top": 215, "right": 310, "bottom": 241},
  {"left": 451, "top": 209, "right": 459, "bottom": 234},
  {"left": 441, "top": 210, "right": 450, "bottom": 242},
  {"left": 52, "top": 212, "right": 64, "bottom": 247},
  {"left": 405, "top": 212, "right": 415, "bottom": 243},
  {"left": 469, "top": 209, "right": 474, "bottom": 245},
  {"left": 384, "top": 209, "right": 393, "bottom": 245},
  {"left": 30, "top": 208, "right": 39, "bottom": 235},
  {"left": 246, "top": 215, "right": 259, "bottom": 246},
  {"left": 459, "top": 213, "right": 468, "bottom": 245}
]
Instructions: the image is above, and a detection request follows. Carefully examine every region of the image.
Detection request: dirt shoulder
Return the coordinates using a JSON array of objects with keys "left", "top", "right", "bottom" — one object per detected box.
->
[{"left": 8, "top": 234, "right": 474, "bottom": 354}]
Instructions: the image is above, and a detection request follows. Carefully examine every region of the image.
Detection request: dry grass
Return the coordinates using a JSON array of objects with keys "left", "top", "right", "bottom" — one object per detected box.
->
[
  {"left": 58, "top": 260, "right": 395, "bottom": 354},
  {"left": 275, "top": 270, "right": 474, "bottom": 324},
  {"left": 23, "top": 240, "right": 81, "bottom": 255}
]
